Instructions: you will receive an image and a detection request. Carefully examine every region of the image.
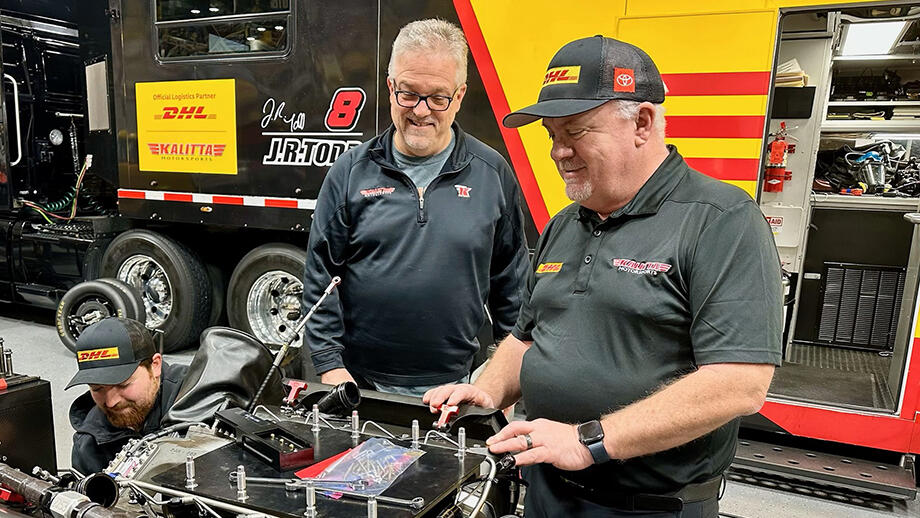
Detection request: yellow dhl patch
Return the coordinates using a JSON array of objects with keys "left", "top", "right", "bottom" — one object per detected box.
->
[
  {"left": 536, "top": 262, "right": 563, "bottom": 273},
  {"left": 78, "top": 347, "right": 120, "bottom": 362},
  {"left": 542, "top": 66, "right": 580, "bottom": 86}
]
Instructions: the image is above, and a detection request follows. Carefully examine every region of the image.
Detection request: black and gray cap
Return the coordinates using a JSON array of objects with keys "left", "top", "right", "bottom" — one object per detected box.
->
[
  {"left": 503, "top": 35, "right": 666, "bottom": 128},
  {"left": 66, "top": 318, "right": 156, "bottom": 389}
]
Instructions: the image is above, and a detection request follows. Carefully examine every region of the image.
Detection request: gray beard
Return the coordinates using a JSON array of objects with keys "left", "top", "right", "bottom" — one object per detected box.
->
[{"left": 565, "top": 180, "right": 593, "bottom": 203}]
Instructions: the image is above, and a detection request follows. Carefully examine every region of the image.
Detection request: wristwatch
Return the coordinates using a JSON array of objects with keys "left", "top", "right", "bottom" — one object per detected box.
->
[{"left": 577, "top": 420, "right": 610, "bottom": 464}]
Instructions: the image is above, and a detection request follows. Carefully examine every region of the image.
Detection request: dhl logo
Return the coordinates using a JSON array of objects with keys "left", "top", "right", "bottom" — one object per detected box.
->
[
  {"left": 156, "top": 106, "right": 216, "bottom": 120},
  {"left": 536, "top": 262, "right": 563, "bottom": 273},
  {"left": 542, "top": 66, "right": 580, "bottom": 86},
  {"left": 78, "top": 347, "right": 120, "bottom": 362}
]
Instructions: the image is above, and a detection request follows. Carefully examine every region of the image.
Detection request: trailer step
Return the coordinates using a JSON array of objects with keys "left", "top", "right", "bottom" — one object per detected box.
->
[{"left": 732, "top": 439, "right": 916, "bottom": 500}]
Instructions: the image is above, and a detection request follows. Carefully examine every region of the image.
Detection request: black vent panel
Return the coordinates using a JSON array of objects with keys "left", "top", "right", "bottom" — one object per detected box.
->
[{"left": 817, "top": 262, "right": 905, "bottom": 351}]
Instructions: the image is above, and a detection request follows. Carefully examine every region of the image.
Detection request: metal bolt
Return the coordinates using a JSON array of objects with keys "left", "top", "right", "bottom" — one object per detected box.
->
[
  {"left": 236, "top": 465, "right": 248, "bottom": 501},
  {"left": 457, "top": 427, "right": 466, "bottom": 459},
  {"left": 411, "top": 419, "right": 420, "bottom": 449},
  {"left": 185, "top": 454, "right": 197, "bottom": 489},
  {"left": 311, "top": 404, "right": 320, "bottom": 433},
  {"left": 303, "top": 481, "right": 316, "bottom": 518},
  {"left": 351, "top": 410, "right": 360, "bottom": 439},
  {"left": 3, "top": 350, "right": 12, "bottom": 375},
  {"left": 367, "top": 496, "right": 377, "bottom": 518}
]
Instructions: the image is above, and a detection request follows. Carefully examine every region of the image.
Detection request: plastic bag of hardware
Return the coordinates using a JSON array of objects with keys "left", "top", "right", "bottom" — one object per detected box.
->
[{"left": 315, "top": 437, "right": 425, "bottom": 495}]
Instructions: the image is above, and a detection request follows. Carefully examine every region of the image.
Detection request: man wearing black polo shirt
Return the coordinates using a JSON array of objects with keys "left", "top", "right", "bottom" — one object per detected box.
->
[{"left": 425, "top": 36, "right": 782, "bottom": 517}]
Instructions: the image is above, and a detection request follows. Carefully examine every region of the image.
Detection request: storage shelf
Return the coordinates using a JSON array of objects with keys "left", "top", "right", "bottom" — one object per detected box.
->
[
  {"left": 827, "top": 100, "right": 920, "bottom": 106},
  {"left": 832, "top": 54, "right": 920, "bottom": 62},
  {"left": 820, "top": 119, "right": 920, "bottom": 132},
  {"left": 810, "top": 193, "right": 920, "bottom": 211}
]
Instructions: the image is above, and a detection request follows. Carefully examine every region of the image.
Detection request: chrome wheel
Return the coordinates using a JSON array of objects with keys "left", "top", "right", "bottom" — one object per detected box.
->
[
  {"left": 117, "top": 254, "right": 173, "bottom": 329},
  {"left": 246, "top": 270, "right": 303, "bottom": 345}
]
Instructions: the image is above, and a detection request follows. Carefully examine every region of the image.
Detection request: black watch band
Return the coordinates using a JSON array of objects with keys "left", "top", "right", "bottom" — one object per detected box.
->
[{"left": 577, "top": 420, "right": 610, "bottom": 464}]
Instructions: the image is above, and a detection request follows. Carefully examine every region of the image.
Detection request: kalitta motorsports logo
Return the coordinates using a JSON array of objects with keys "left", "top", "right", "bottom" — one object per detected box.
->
[
  {"left": 543, "top": 66, "right": 580, "bottom": 86},
  {"left": 360, "top": 187, "right": 396, "bottom": 198},
  {"left": 147, "top": 143, "right": 226, "bottom": 161},
  {"left": 536, "top": 262, "right": 563, "bottom": 274},
  {"left": 78, "top": 347, "right": 120, "bottom": 362},
  {"left": 612, "top": 258, "right": 672, "bottom": 275}
]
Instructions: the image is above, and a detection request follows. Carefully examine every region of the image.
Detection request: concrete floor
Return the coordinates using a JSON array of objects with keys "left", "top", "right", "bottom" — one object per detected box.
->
[{"left": 0, "top": 301, "right": 917, "bottom": 518}]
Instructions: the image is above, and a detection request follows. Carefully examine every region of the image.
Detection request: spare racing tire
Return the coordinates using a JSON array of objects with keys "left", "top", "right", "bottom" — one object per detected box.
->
[
  {"left": 101, "top": 230, "right": 211, "bottom": 352},
  {"left": 56, "top": 280, "right": 135, "bottom": 354}
]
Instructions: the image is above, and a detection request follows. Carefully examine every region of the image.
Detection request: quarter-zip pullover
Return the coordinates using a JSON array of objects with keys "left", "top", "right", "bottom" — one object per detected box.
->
[{"left": 303, "top": 123, "right": 529, "bottom": 386}]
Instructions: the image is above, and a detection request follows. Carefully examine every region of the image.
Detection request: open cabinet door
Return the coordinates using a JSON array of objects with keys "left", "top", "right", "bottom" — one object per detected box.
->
[{"left": 889, "top": 209, "right": 920, "bottom": 412}]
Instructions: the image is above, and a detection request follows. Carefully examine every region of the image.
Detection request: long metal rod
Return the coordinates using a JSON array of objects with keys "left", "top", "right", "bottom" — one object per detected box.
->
[
  {"left": 120, "top": 479, "right": 278, "bottom": 517},
  {"left": 247, "top": 276, "right": 341, "bottom": 412}
]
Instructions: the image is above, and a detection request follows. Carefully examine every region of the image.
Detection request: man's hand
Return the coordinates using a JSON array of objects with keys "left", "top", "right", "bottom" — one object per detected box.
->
[
  {"left": 320, "top": 368, "right": 356, "bottom": 386},
  {"left": 422, "top": 383, "right": 496, "bottom": 412},
  {"left": 486, "top": 418, "right": 594, "bottom": 471}
]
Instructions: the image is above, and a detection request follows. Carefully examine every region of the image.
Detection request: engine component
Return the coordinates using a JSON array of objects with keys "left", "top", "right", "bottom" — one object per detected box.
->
[
  {"left": 314, "top": 381, "right": 361, "bottom": 415},
  {"left": 214, "top": 408, "right": 314, "bottom": 471}
]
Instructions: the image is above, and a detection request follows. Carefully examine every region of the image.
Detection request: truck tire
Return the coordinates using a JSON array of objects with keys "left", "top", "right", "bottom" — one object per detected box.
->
[
  {"left": 101, "top": 230, "right": 211, "bottom": 352},
  {"left": 227, "top": 243, "right": 307, "bottom": 348},
  {"left": 97, "top": 277, "right": 147, "bottom": 325},
  {"left": 205, "top": 263, "right": 227, "bottom": 327},
  {"left": 56, "top": 280, "right": 135, "bottom": 354}
]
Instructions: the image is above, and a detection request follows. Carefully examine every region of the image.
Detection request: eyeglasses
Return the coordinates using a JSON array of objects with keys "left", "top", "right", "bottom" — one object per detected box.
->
[{"left": 392, "top": 84, "right": 460, "bottom": 112}]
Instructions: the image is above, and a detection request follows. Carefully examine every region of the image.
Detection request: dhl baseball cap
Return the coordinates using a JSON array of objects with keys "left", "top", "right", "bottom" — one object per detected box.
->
[
  {"left": 503, "top": 35, "right": 666, "bottom": 128},
  {"left": 66, "top": 318, "right": 156, "bottom": 389}
]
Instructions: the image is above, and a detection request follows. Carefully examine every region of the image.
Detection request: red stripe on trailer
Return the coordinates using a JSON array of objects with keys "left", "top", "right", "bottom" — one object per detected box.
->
[
  {"left": 212, "top": 195, "right": 244, "bottom": 205},
  {"left": 118, "top": 189, "right": 146, "bottom": 199},
  {"left": 684, "top": 157, "right": 760, "bottom": 181},
  {"left": 665, "top": 115, "right": 765, "bottom": 139},
  {"left": 264, "top": 198, "right": 298, "bottom": 208},
  {"left": 660, "top": 71, "right": 772, "bottom": 96},
  {"left": 163, "top": 192, "right": 194, "bottom": 202}
]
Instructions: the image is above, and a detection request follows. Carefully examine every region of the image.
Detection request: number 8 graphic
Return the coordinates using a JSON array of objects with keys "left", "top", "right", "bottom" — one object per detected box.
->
[{"left": 325, "top": 87, "right": 367, "bottom": 131}]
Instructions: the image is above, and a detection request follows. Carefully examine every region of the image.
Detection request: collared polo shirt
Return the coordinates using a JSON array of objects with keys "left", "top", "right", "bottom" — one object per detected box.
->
[{"left": 512, "top": 146, "right": 782, "bottom": 494}]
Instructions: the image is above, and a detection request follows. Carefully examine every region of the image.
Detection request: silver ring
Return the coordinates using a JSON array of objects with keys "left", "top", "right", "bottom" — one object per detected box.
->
[{"left": 521, "top": 433, "right": 533, "bottom": 450}]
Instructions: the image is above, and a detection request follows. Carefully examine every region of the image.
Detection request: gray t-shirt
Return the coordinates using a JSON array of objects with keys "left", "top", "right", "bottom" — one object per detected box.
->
[{"left": 393, "top": 130, "right": 455, "bottom": 194}]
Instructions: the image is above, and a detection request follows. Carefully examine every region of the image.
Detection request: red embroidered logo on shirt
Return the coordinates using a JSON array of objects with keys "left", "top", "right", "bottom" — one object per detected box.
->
[
  {"left": 455, "top": 184, "right": 472, "bottom": 198},
  {"left": 360, "top": 187, "right": 396, "bottom": 197},
  {"left": 612, "top": 258, "right": 671, "bottom": 275}
]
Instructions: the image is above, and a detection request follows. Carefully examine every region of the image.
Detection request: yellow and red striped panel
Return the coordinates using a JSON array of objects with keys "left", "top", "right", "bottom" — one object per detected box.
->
[
  {"left": 618, "top": 10, "right": 778, "bottom": 198},
  {"left": 662, "top": 71, "right": 771, "bottom": 186}
]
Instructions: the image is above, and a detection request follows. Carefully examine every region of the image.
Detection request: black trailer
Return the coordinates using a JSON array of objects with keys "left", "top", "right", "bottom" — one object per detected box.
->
[{"left": 0, "top": 0, "right": 530, "bottom": 353}]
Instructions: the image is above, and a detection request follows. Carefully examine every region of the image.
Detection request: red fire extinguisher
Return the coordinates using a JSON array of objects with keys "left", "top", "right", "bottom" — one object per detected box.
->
[{"left": 764, "top": 122, "right": 794, "bottom": 193}]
